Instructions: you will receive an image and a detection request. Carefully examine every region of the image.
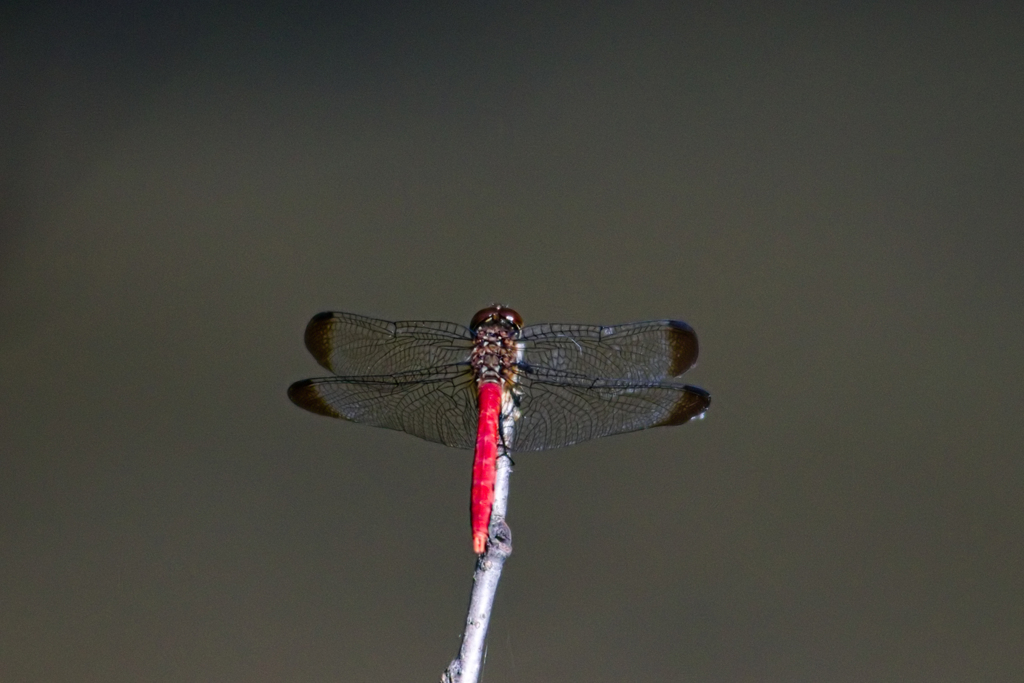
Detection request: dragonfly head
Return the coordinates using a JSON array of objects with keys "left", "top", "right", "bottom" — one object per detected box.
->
[{"left": 470, "top": 305, "right": 523, "bottom": 331}]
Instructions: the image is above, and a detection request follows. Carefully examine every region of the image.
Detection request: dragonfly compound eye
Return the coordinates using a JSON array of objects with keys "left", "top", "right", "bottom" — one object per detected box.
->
[{"left": 470, "top": 305, "right": 523, "bottom": 331}]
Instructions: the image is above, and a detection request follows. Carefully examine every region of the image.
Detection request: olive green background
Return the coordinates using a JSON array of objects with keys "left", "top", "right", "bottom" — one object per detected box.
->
[{"left": 2, "top": 3, "right": 1022, "bottom": 681}]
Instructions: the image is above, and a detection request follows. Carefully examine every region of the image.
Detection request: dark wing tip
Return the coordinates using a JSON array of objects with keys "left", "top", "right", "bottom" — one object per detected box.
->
[
  {"left": 656, "top": 385, "right": 711, "bottom": 426},
  {"left": 666, "top": 320, "right": 699, "bottom": 376},
  {"left": 288, "top": 379, "right": 343, "bottom": 418},
  {"left": 303, "top": 312, "right": 338, "bottom": 371}
]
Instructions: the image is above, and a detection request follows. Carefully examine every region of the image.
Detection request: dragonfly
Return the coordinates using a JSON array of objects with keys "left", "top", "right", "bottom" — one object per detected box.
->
[{"left": 288, "top": 305, "right": 710, "bottom": 554}]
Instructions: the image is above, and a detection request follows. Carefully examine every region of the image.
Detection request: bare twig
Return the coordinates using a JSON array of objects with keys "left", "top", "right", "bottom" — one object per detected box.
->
[{"left": 441, "top": 452, "right": 513, "bottom": 683}]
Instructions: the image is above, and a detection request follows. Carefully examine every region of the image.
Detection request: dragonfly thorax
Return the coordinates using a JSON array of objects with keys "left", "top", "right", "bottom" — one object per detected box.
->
[{"left": 470, "top": 322, "right": 519, "bottom": 385}]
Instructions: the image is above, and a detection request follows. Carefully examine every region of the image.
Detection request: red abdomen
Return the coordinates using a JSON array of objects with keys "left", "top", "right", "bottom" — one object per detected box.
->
[{"left": 471, "top": 381, "right": 502, "bottom": 554}]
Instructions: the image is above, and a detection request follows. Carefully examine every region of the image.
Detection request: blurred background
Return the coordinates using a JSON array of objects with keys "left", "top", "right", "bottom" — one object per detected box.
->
[{"left": 2, "top": 2, "right": 1022, "bottom": 681}]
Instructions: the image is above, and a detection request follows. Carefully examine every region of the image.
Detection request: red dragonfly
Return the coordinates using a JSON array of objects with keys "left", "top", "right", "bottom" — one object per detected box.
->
[{"left": 288, "top": 306, "right": 710, "bottom": 554}]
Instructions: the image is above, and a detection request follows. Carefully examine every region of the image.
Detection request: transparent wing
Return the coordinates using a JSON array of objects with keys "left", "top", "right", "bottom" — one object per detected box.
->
[
  {"left": 303, "top": 311, "right": 474, "bottom": 375},
  {"left": 507, "top": 368, "right": 711, "bottom": 452},
  {"left": 518, "top": 320, "right": 699, "bottom": 382},
  {"left": 288, "top": 366, "right": 479, "bottom": 449}
]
